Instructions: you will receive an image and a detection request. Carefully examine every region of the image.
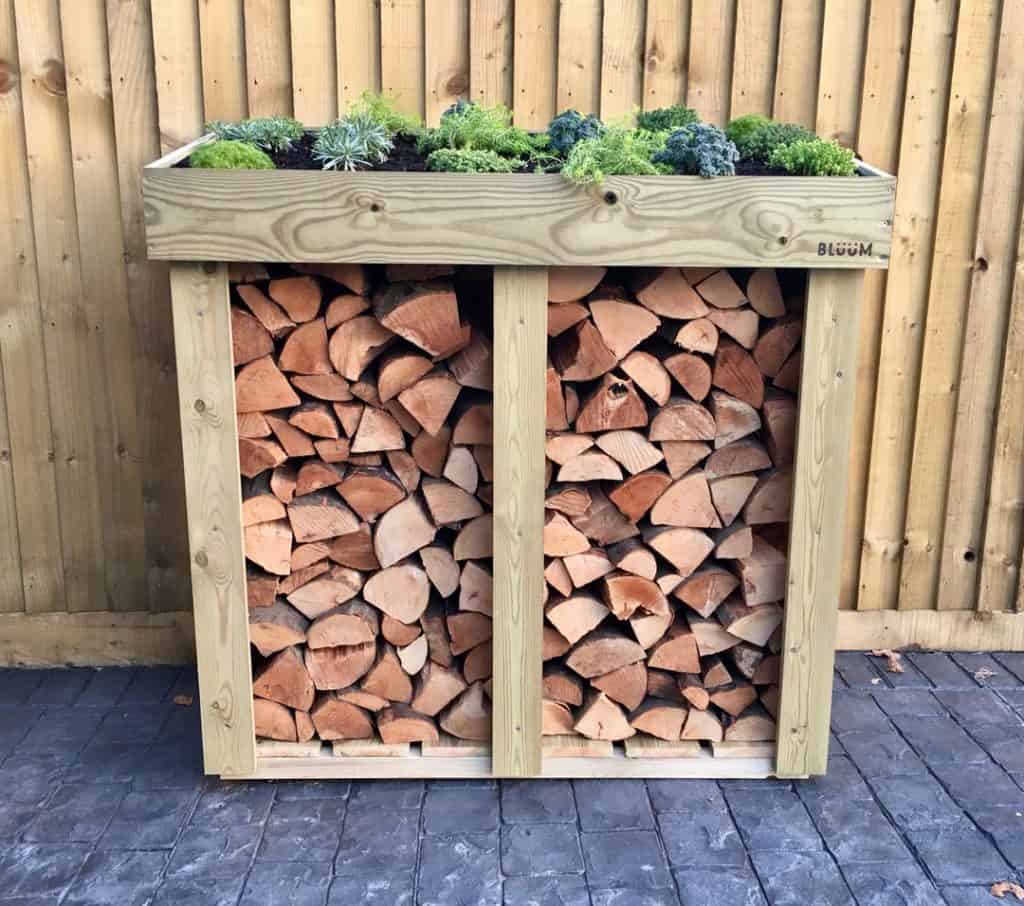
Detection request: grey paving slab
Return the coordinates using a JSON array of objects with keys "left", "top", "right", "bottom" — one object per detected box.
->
[
  {"left": 929, "top": 761, "right": 1024, "bottom": 810},
  {"left": 800, "top": 793, "right": 910, "bottom": 865},
  {"left": 723, "top": 789, "right": 823, "bottom": 853},
  {"left": 751, "top": 851, "right": 854, "bottom": 906},
  {"left": 867, "top": 772, "right": 965, "bottom": 832},
  {"left": 423, "top": 783, "right": 499, "bottom": 834},
  {"left": 348, "top": 780, "right": 424, "bottom": 810},
  {"left": 240, "top": 860, "right": 332, "bottom": 906},
  {"left": 839, "top": 727, "right": 926, "bottom": 779},
  {"left": 118, "top": 666, "right": 182, "bottom": 703},
  {"left": 258, "top": 804, "right": 345, "bottom": 864},
  {"left": 418, "top": 832, "right": 501, "bottom": 906},
  {"left": 952, "top": 652, "right": 1021, "bottom": 686},
  {"left": 334, "top": 803, "right": 419, "bottom": 876},
  {"left": 277, "top": 780, "right": 350, "bottom": 800},
  {"left": 834, "top": 652, "right": 885, "bottom": 688},
  {"left": 191, "top": 781, "right": 276, "bottom": 827},
  {"left": 502, "top": 824, "right": 584, "bottom": 877},
  {"left": 830, "top": 690, "right": 889, "bottom": 733},
  {"left": 502, "top": 780, "right": 577, "bottom": 823},
  {"left": 905, "top": 652, "right": 976, "bottom": 688},
  {"left": 27, "top": 668, "right": 92, "bottom": 705},
  {"left": 580, "top": 830, "right": 673, "bottom": 890},
  {"left": 99, "top": 788, "right": 198, "bottom": 849},
  {"left": 888, "top": 714, "right": 990, "bottom": 765},
  {"left": 76, "top": 669, "right": 137, "bottom": 707},
  {"left": 590, "top": 889, "right": 681, "bottom": 906},
  {"left": 63, "top": 850, "right": 166, "bottom": 906},
  {"left": 573, "top": 779, "right": 655, "bottom": 830},
  {"left": 963, "top": 804, "right": 1024, "bottom": 870},
  {"left": 673, "top": 865, "right": 767, "bottom": 906},
  {"left": 994, "top": 652, "right": 1024, "bottom": 682},
  {"left": 793, "top": 756, "right": 873, "bottom": 804},
  {"left": 646, "top": 779, "right": 720, "bottom": 813},
  {"left": 871, "top": 688, "right": 945, "bottom": 719},
  {"left": 165, "top": 824, "right": 262, "bottom": 881},
  {"left": 0, "top": 842, "right": 91, "bottom": 902},
  {"left": 656, "top": 793, "right": 746, "bottom": 867},
  {"left": 23, "top": 781, "right": 129, "bottom": 843},
  {"left": 0, "top": 669, "right": 44, "bottom": 704},
  {"left": 941, "top": 885, "right": 1024, "bottom": 905},
  {"left": 841, "top": 861, "right": 942, "bottom": 906},
  {"left": 906, "top": 818, "right": 1011, "bottom": 884},
  {"left": 328, "top": 872, "right": 415, "bottom": 906},
  {"left": 872, "top": 655, "right": 933, "bottom": 688},
  {"left": 503, "top": 876, "right": 590, "bottom": 906},
  {"left": 152, "top": 876, "right": 247, "bottom": 906}
]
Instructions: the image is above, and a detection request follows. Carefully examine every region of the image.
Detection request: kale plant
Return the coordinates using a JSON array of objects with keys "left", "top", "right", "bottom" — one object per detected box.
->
[
  {"left": 653, "top": 123, "right": 738, "bottom": 177},
  {"left": 190, "top": 140, "right": 275, "bottom": 170},
  {"left": 768, "top": 138, "right": 857, "bottom": 176},
  {"left": 426, "top": 148, "right": 518, "bottom": 172},
  {"left": 561, "top": 127, "right": 669, "bottom": 186},
  {"left": 725, "top": 114, "right": 771, "bottom": 150},
  {"left": 635, "top": 105, "right": 699, "bottom": 133},
  {"left": 547, "top": 109, "right": 605, "bottom": 156},
  {"left": 313, "top": 112, "right": 393, "bottom": 171},
  {"left": 735, "top": 120, "right": 815, "bottom": 162},
  {"left": 206, "top": 116, "right": 304, "bottom": 153}
]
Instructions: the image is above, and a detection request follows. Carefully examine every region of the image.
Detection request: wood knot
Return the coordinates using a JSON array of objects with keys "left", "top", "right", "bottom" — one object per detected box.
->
[
  {"left": 445, "top": 71, "right": 470, "bottom": 97},
  {"left": 0, "top": 60, "right": 17, "bottom": 94},
  {"left": 39, "top": 59, "right": 66, "bottom": 97}
]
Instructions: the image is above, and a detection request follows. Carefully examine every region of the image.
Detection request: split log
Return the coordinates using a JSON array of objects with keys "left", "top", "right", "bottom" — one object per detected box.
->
[
  {"left": 254, "top": 698, "right": 298, "bottom": 741},
  {"left": 254, "top": 646, "right": 315, "bottom": 711},
  {"left": 377, "top": 705, "right": 440, "bottom": 744}
]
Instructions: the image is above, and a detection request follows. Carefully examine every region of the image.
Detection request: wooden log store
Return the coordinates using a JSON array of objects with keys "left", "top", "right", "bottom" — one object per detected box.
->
[{"left": 144, "top": 142, "right": 895, "bottom": 780}]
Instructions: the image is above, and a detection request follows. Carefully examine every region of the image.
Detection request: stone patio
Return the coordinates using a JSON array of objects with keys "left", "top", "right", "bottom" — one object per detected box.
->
[{"left": 0, "top": 651, "right": 1022, "bottom": 905}]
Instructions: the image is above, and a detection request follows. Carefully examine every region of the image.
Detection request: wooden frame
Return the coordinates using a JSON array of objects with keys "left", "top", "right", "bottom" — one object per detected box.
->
[{"left": 155, "top": 149, "right": 892, "bottom": 780}]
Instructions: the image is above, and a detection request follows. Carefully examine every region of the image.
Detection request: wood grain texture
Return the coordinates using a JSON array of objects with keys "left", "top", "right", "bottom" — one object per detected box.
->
[
  {"left": 838, "top": 0, "right": 913, "bottom": 610},
  {"left": 599, "top": 0, "right": 644, "bottom": 122},
  {"left": 198, "top": 0, "right": 248, "bottom": 121},
  {"left": 0, "top": 348, "right": 22, "bottom": 612},
  {"left": 380, "top": 0, "right": 425, "bottom": 118},
  {"left": 686, "top": 0, "right": 736, "bottom": 124},
  {"left": 243, "top": 0, "right": 292, "bottom": 117},
  {"left": 512, "top": 0, "right": 558, "bottom": 128},
  {"left": 947, "top": 0, "right": 1024, "bottom": 613},
  {"left": 169, "top": 262, "right": 255, "bottom": 776},
  {"left": 815, "top": 0, "right": 868, "bottom": 146},
  {"left": 858, "top": 0, "right": 957, "bottom": 611},
  {"left": 772, "top": 0, "right": 824, "bottom": 127},
  {"left": 492, "top": 266, "right": 546, "bottom": 777},
  {"left": 14, "top": 0, "right": 106, "bottom": 613},
  {"left": 836, "top": 609, "right": 1024, "bottom": 652},
  {"left": 556, "top": 0, "right": 602, "bottom": 114},
  {"left": 143, "top": 169, "right": 894, "bottom": 267},
  {"left": 150, "top": 0, "right": 204, "bottom": 153},
  {"left": 729, "top": 0, "right": 780, "bottom": 118},
  {"left": 641, "top": 0, "right": 688, "bottom": 110},
  {"left": 61, "top": 0, "right": 148, "bottom": 613},
  {"left": 0, "top": 0, "right": 64, "bottom": 613},
  {"left": 776, "top": 270, "right": 863, "bottom": 779},
  {"left": 469, "top": 0, "right": 512, "bottom": 105},
  {"left": 336, "top": 0, "right": 381, "bottom": 112},
  {"left": 107, "top": 0, "right": 191, "bottom": 613},
  {"left": 425, "top": 0, "right": 469, "bottom": 123},
  {"left": 900, "top": 0, "right": 1000, "bottom": 612},
  {"left": 290, "top": 0, "right": 337, "bottom": 124}
]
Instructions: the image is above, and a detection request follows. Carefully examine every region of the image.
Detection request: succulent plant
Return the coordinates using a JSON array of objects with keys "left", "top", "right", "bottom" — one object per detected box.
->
[
  {"left": 652, "top": 123, "right": 739, "bottom": 177},
  {"left": 426, "top": 148, "right": 518, "bottom": 172},
  {"left": 189, "top": 140, "right": 275, "bottom": 170},
  {"left": 313, "top": 112, "right": 394, "bottom": 171},
  {"left": 735, "top": 120, "right": 815, "bottom": 162},
  {"left": 206, "top": 116, "right": 304, "bottom": 153},
  {"left": 547, "top": 109, "right": 606, "bottom": 156},
  {"left": 561, "top": 127, "right": 669, "bottom": 186},
  {"left": 635, "top": 104, "right": 700, "bottom": 133},
  {"left": 768, "top": 138, "right": 857, "bottom": 176}
]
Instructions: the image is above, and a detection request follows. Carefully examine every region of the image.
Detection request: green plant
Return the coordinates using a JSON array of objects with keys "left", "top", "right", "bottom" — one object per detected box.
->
[
  {"left": 635, "top": 104, "right": 699, "bottom": 133},
  {"left": 426, "top": 148, "right": 518, "bottom": 172},
  {"left": 190, "top": 140, "right": 275, "bottom": 170},
  {"left": 725, "top": 113, "right": 771, "bottom": 149},
  {"left": 735, "top": 120, "right": 815, "bottom": 162},
  {"left": 547, "top": 109, "right": 605, "bottom": 156},
  {"left": 348, "top": 90, "right": 423, "bottom": 136},
  {"left": 561, "top": 127, "right": 669, "bottom": 186},
  {"left": 206, "top": 116, "right": 304, "bottom": 152},
  {"left": 313, "top": 112, "right": 393, "bottom": 171},
  {"left": 768, "top": 138, "right": 857, "bottom": 176},
  {"left": 652, "top": 123, "right": 738, "bottom": 177},
  {"left": 417, "top": 101, "right": 534, "bottom": 159}
]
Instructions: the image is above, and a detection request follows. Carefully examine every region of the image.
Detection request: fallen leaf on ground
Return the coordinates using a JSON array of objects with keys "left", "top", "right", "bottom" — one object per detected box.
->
[
  {"left": 173, "top": 694, "right": 194, "bottom": 706},
  {"left": 869, "top": 649, "right": 905, "bottom": 674},
  {"left": 975, "top": 667, "right": 996, "bottom": 681},
  {"left": 990, "top": 880, "right": 1024, "bottom": 899}
]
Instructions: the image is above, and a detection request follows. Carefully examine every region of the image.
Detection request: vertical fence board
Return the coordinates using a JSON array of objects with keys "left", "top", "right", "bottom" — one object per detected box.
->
[
  {"left": 336, "top": 0, "right": 381, "bottom": 113},
  {"left": 858, "top": 0, "right": 958, "bottom": 612},
  {"left": 600, "top": 0, "right": 645, "bottom": 122},
  {"left": 150, "top": 1, "right": 204, "bottom": 153},
  {"left": 108, "top": 0, "right": 191, "bottom": 613},
  {"left": 815, "top": 0, "right": 867, "bottom": 146},
  {"left": 244, "top": 0, "right": 292, "bottom": 117},
  {"left": 290, "top": 0, "right": 337, "bottom": 125},
  {"left": 0, "top": 356, "right": 21, "bottom": 612},
  {"left": 772, "top": 0, "right": 824, "bottom": 127},
  {"left": 14, "top": 0, "right": 107, "bottom": 613},
  {"left": 469, "top": 0, "right": 512, "bottom": 106},
  {"left": 686, "top": 0, "right": 735, "bottom": 124},
  {"left": 556, "top": 0, "right": 602, "bottom": 115},
  {"left": 0, "top": 0, "right": 63, "bottom": 613},
  {"left": 513, "top": 0, "right": 558, "bottom": 128},
  {"left": 729, "top": 0, "right": 779, "bottom": 118},
  {"left": 61, "top": 0, "right": 147, "bottom": 612},
  {"left": 642, "top": 0, "right": 688, "bottom": 110},
  {"left": 198, "top": 0, "right": 247, "bottom": 121},
  {"left": 425, "top": 0, "right": 469, "bottom": 124},
  {"left": 839, "top": 0, "right": 913, "bottom": 609},
  {"left": 381, "top": 0, "right": 424, "bottom": 118},
  {"left": 900, "top": 0, "right": 1000, "bottom": 611}
]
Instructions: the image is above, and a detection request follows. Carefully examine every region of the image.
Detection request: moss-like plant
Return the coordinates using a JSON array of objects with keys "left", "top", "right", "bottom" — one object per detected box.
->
[
  {"left": 206, "top": 116, "right": 304, "bottom": 153},
  {"left": 348, "top": 90, "right": 423, "bottom": 136},
  {"left": 547, "top": 109, "right": 605, "bottom": 156},
  {"left": 725, "top": 113, "right": 771, "bottom": 150},
  {"left": 561, "top": 127, "right": 669, "bottom": 186},
  {"left": 735, "top": 120, "right": 815, "bottom": 162},
  {"left": 313, "top": 112, "right": 393, "bottom": 171},
  {"left": 417, "top": 101, "right": 535, "bottom": 159},
  {"left": 190, "top": 140, "right": 275, "bottom": 170},
  {"left": 635, "top": 104, "right": 699, "bottom": 133},
  {"left": 652, "top": 123, "right": 738, "bottom": 178},
  {"left": 769, "top": 138, "right": 857, "bottom": 176},
  {"left": 426, "top": 148, "right": 518, "bottom": 172}
]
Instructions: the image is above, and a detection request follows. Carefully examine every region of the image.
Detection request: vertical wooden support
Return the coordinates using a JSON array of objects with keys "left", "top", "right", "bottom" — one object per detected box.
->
[
  {"left": 169, "top": 263, "right": 255, "bottom": 777},
  {"left": 776, "top": 269, "right": 864, "bottom": 778},
  {"left": 492, "top": 266, "right": 547, "bottom": 777}
]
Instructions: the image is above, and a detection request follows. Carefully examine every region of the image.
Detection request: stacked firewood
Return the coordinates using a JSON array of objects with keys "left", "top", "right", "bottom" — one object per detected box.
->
[
  {"left": 543, "top": 265, "right": 798, "bottom": 745},
  {"left": 237, "top": 262, "right": 495, "bottom": 747}
]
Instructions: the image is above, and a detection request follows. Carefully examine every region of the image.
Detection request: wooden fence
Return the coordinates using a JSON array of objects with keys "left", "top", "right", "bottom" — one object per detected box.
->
[{"left": 1, "top": 0, "right": 1023, "bottom": 664}]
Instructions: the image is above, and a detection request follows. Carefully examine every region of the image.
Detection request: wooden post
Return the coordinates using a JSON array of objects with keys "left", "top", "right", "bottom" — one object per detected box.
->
[
  {"left": 776, "top": 269, "right": 864, "bottom": 778},
  {"left": 492, "top": 266, "right": 547, "bottom": 777},
  {"left": 169, "top": 262, "right": 255, "bottom": 776}
]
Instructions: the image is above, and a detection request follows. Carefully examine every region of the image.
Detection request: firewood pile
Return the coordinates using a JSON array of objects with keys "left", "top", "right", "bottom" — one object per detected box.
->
[
  {"left": 237, "top": 263, "right": 495, "bottom": 747},
  {"left": 542, "top": 266, "right": 798, "bottom": 746}
]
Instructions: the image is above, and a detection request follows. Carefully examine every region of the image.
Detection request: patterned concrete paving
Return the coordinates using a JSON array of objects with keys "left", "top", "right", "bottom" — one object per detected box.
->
[{"left": 0, "top": 652, "right": 1022, "bottom": 905}]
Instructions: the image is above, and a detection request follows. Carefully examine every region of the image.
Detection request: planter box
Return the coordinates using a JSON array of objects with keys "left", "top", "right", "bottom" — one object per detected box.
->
[{"left": 145, "top": 139, "right": 894, "bottom": 781}]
